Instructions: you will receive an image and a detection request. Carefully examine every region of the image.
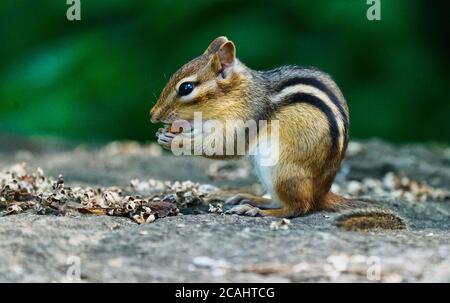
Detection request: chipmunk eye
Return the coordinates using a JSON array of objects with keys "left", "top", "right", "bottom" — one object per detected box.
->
[{"left": 178, "top": 82, "right": 195, "bottom": 96}]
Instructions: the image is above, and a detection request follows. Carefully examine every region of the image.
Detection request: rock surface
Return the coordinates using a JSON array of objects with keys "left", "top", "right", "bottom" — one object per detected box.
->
[{"left": 0, "top": 136, "right": 449, "bottom": 282}]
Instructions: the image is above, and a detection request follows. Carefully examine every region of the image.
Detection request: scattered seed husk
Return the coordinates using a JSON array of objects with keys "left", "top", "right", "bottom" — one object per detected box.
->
[
  {"left": 270, "top": 218, "right": 292, "bottom": 230},
  {"left": 130, "top": 178, "right": 220, "bottom": 208},
  {"left": 208, "top": 203, "right": 223, "bottom": 214},
  {"left": 0, "top": 163, "right": 182, "bottom": 224},
  {"left": 333, "top": 172, "right": 449, "bottom": 202},
  {"left": 0, "top": 162, "right": 227, "bottom": 224}
]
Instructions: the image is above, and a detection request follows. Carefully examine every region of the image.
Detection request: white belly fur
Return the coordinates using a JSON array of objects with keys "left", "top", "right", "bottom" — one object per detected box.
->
[{"left": 248, "top": 138, "right": 282, "bottom": 209}]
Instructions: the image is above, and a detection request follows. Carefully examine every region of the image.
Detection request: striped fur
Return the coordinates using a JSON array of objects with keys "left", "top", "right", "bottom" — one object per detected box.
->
[
  {"left": 263, "top": 67, "right": 349, "bottom": 158},
  {"left": 151, "top": 36, "right": 350, "bottom": 217},
  {"left": 277, "top": 93, "right": 340, "bottom": 155},
  {"left": 274, "top": 77, "right": 348, "bottom": 131}
]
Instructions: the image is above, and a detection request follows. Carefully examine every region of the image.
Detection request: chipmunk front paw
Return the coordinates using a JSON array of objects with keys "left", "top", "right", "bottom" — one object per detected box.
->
[
  {"left": 225, "top": 204, "right": 265, "bottom": 217},
  {"left": 156, "top": 128, "right": 176, "bottom": 150}
]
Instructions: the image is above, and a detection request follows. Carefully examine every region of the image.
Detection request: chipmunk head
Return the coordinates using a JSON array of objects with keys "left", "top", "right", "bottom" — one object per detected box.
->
[{"left": 150, "top": 36, "right": 250, "bottom": 125}]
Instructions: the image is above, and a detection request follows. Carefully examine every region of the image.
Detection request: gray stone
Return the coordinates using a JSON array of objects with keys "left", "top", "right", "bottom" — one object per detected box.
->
[{"left": 0, "top": 137, "right": 449, "bottom": 282}]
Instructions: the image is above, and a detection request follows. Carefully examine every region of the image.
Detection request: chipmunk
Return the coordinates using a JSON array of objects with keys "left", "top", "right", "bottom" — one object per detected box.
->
[{"left": 150, "top": 36, "right": 350, "bottom": 218}]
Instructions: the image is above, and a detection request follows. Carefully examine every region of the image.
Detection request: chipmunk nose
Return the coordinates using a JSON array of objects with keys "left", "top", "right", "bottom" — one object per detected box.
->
[{"left": 150, "top": 108, "right": 161, "bottom": 123}]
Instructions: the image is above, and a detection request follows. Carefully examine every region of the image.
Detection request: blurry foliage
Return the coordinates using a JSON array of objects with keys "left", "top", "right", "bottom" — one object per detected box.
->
[{"left": 0, "top": 0, "right": 448, "bottom": 143}]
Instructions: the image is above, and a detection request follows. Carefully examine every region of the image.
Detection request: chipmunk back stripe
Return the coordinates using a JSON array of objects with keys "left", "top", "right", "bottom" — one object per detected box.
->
[
  {"left": 279, "top": 93, "right": 339, "bottom": 154},
  {"left": 271, "top": 83, "right": 345, "bottom": 153},
  {"left": 274, "top": 77, "right": 348, "bottom": 134}
]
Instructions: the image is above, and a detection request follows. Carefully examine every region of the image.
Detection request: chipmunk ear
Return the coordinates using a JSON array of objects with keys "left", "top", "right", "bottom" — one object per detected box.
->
[
  {"left": 203, "top": 36, "right": 229, "bottom": 55},
  {"left": 217, "top": 41, "right": 236, "bottom": 68},
  {"left": 208, "top": 40, "right": 237, "bottom": 74},
  {"left": 205, "top": 37, "right": 236, "bottom": 74}
]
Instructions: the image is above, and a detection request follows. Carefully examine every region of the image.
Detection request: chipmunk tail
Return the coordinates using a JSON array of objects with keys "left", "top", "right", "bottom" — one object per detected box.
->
[{"left": 335, "top": 207, "right": 407, "bottom": 231}]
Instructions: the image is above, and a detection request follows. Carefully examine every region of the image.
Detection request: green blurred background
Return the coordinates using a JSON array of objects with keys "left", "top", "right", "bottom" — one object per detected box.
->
[{"left": 0, "top": 0, "right": 449, "bottom": 144}]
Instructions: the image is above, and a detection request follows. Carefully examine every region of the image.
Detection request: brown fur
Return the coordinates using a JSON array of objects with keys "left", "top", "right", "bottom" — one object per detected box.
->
[
  {"left": 150, "top": 36, "right": 349, "bottom": 218},
  {"left": 335, "top": 208, "right": 406, "bottom": 231},
  {"left": 259, "top": 104, "right": 347, "bottom": 217}
]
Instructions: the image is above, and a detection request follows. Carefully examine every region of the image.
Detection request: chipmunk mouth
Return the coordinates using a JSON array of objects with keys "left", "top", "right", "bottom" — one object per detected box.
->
[{"left": 163, "top": 120, "right": 196, "bottom": 134}]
